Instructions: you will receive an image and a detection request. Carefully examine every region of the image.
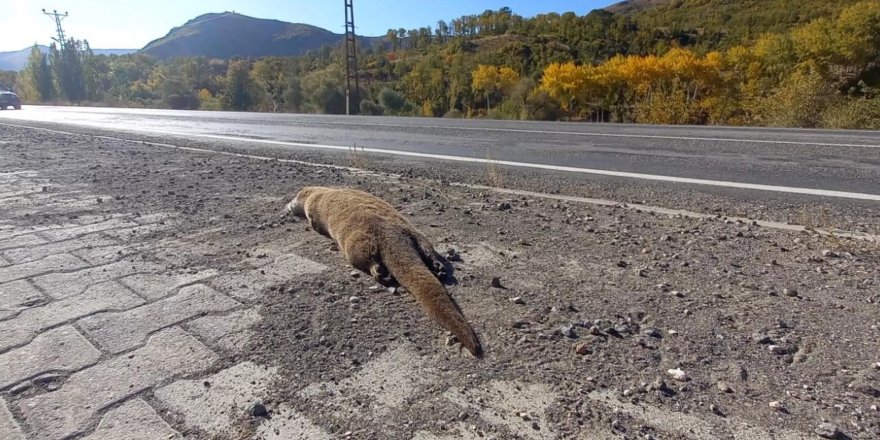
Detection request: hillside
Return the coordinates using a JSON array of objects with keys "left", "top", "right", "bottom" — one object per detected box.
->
[
  {"left": 0, "top": 46, "right": 134, "bottom": 71},
  {"left": 618, "top": 0, "right": 853, "bottom": 39},
  {"left": 604, "top": 0, "right": 668, "bottom": 14},
  {"left": 141, "top": 12, "right": 375, "bottom": 60}
]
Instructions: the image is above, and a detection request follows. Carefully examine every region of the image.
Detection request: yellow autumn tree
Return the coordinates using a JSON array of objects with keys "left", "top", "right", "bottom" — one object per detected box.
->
[
  {"left": 472, "top": 65, "right": 499, "bottom": 110},
  {"left": 472, "top": 65, "right": 521, "bottom": 110},
  {"left": 539, "top": 62, "right": 587, "bottom": 112}
]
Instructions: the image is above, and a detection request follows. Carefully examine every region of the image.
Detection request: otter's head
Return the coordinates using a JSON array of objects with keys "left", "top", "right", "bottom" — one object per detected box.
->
[{"left": 284, "top": 187, "right": 320, "bottom": 220}]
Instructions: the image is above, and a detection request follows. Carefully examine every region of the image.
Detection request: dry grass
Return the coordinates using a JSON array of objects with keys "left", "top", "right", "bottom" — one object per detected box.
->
[
  {"left": 348, "top": 143, "right": 368, "bottom": 169},
  {"left": 484, "top": 148, "right": 503, "bottom": 188}
]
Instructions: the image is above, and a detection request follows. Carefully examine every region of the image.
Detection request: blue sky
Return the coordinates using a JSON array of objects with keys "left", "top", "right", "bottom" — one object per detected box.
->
[{"left": 3, "top": 0, "right": 615, "bottom": 51}]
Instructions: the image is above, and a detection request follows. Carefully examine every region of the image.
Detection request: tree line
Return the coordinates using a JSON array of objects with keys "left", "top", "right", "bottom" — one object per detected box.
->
[{"left": 7, "top": 1, "right": 880, "bottom": 129}]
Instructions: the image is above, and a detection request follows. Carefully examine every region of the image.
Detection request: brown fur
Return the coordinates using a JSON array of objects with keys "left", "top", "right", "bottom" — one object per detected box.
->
[{"left": 286, "top": 186, "right": 483, "bottom": 357}]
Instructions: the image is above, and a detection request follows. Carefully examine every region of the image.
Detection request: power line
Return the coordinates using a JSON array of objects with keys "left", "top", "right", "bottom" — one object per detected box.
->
[
  {"left": 344, "top": 0, "right": 359, "bottom": 115},
  {"left": 42, "top": 8, "right": 69, "bottom": 49}
]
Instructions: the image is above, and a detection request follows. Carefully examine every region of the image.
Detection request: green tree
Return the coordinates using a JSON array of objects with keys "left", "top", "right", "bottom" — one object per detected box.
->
[
  {"left": 23, "top": 45, "right": 53, "bottom": 101},
  {"left": 222, "top": 59, "right": 254, "bottom": 111},
  {"left": 50, "top": 40, "right": 87, "bottom": 102},
  {"left": 252, "top": 57, "right": 287, "bottom": 112}
]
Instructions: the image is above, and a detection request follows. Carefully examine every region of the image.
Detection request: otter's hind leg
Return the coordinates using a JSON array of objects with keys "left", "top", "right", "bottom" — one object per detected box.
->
[
  {"left": 411, "top": 233, "right": 452, "bottom": 280},
  {"left": 369, "top": 262, "right": 396, "bottom": 287}
]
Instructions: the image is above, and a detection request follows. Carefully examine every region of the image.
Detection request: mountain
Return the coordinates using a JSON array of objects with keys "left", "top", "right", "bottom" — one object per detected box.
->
[
  {"left": 141, "top": 12, "right": 375, "bottom": 60},
  {"left": 0, "top": 46, "right": 135, "bottom": 71}
]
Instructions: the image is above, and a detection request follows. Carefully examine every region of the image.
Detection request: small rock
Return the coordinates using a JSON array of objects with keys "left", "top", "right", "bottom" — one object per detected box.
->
[
  {"left": 717, "top": 382, "right": 733, "bottom": 393},
  {"left": 589, "top": 326, "right": 601, "bottom": 336},
  {"left": 874, "top": 362, "right": 880, "bottom": 370},
  {"left": 613, "top": 324, "right": 630, "bottom": 335},
  {"left": 710, "top": 404, "right": 724, "bottom": 416},
  {"left": 616, "top": 260, "right": 628, "bottom": 268},
  {"left": 650, "top": 378, "right": 669, "bottom": 394},
  {"left": 250, "top": 402, "right": 269, "bottom": 417},
  {"left": 667, "top": 329, "right": 679, "bottom": 336},
  {"left": 814, "top": 422, "right": 841, "bottom": 439},
  {"left": 768, "top": 345, "right": 788, "bottom": 355},
  {"left": 623, "top": 389, "right": 633, "bottom": 397},
  {"left": 511, "top": 296, "right": 525, "bottom": 305},
  {"left": 574, "top": 342, "right": 591, "bottom": 355},
  {"left": 783, "top": 288, "right": 799, "bottom": 297},
  {"left": 821, "top": 250, "right": 838, "bottom": 258},
  {"left": 445, "top": 335, "right": 459, "bottom": 346},
  {"left": 768, "top": 401, "right": 785, "bottom": 411},
  {"left": 349, "top": 296, "right": 361, "bottom": 303},
  {"left": 560, "top": 325, "right": 577, "bottom": 338},
  {"left": 667, "top": 368, "right": 688, "bottom": 382},
  {"left": 517, "top": 412, "right": 531, "bottom": 421},
  {"left": 753, "top": 333, "right": 772, "bottom": 344},
  {"left": 848, "top": 380, "right": 880, "bottom": 397},
  {"left": 643, "top": 328, "right": 662, "bottom": 338},
  {"left": 611, "top": 419, "right": 622, "bottom": 431},
  {"left": 490, "top": 277, "right": 504, "bottom": 288},
  {"left": 497, "top": 202, "right": 512, "bottom": 211},
  {"left": 349, "top": 270, "right": 361, "bottom": 278}
]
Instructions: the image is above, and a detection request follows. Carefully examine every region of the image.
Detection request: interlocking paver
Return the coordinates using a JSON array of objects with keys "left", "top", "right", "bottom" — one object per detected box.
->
[
  {"left": 120, "top": 270, "right": 219, "bottom": 301},
  {"left": 186, "top": 308, "right": 260, "bottom": 352},
  {"left": 83, "top": 398, "right": 181, "bottom": 440},
  {"left": 0, "top": 233, "right": 47, "bottom": 251},
  {"left": 255, "top": 404, "right": 331, "bottom": 440},
  {"left": 154, "top": 361, "right": 276, "bottom": 436},
  {"left": 209, "top": 253, "right": 326, "bottom": 301},
  {"left": 0, "top": 254, "right": 87, "bottom": 284},
  {"left": 0, "top": 326, "right": 100, "bottom": 388},
  {"left": 31, "top": 260, "right": 164, "bottom": 299},
  {"left": 18, "top": 327, "right": 217, "bottom": 440},
  {"left": 2, "top": 234, "right": 118, "bottom": 264},
  {"left": 73, "top": 244, "right": 141, "bottom": 265},
  {"left": 0, "top": 280, "right": 43, "bottom": 321},
  {"left": 100, "top": 223, "right": 171, "bottom": 241},
  {"left": 0, "top": 281, "right": 144, "bottom": 351},
  {"left": 79, "top": 284, "right": 240, "bottom": 354},
  {"left": 39, "top": 218, "right": 140, "bottom": 242},
  {"left": 0, "top": 399, "right": 25, "bottom": 440}
]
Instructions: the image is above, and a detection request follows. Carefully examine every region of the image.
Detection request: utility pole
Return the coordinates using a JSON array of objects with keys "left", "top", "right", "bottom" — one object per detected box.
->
[
  {"left": 344, "top": 0, "right": 359, "bottom": 115},
  {"left": 42, "top": 8, "right": 69, "bottom": 49}
]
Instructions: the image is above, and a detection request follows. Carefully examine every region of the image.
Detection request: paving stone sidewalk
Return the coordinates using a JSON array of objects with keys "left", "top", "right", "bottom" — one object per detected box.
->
[{"left": 0, "top": 167, "right": 325, "bottom": 439}]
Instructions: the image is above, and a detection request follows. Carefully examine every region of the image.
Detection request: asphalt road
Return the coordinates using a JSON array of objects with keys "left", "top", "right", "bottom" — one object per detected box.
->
[{"left": 2, "top": 105, "right": 879, "bottom": 201}]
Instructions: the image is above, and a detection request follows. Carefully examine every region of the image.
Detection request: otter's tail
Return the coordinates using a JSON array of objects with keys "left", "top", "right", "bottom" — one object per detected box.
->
[{"left": 382, "top": 238, "right": 482, "bottom": 358}]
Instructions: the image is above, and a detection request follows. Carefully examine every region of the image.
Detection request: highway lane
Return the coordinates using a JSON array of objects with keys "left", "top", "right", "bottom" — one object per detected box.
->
[{"left": 1, "top": 106, "right": 879, "bottom": 200}]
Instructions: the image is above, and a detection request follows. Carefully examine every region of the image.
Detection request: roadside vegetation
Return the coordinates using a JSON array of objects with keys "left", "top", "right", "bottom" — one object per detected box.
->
[{"left": 2, "top": 1, "right": 879, "bottom": 129}]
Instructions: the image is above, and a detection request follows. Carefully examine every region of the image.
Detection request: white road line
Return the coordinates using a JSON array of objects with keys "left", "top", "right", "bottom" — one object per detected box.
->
[{"left": 2, "top": 121, "right": 879, "bottom": 202}]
